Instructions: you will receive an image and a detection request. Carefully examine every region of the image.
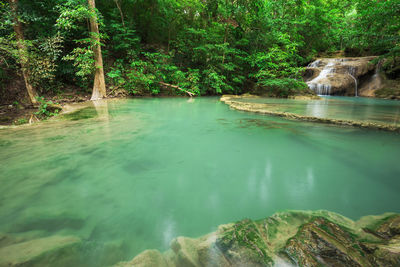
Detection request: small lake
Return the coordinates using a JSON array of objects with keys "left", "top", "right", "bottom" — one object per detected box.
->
[{"left": 0, "top": 97, "right": 400, "bottom": 266}]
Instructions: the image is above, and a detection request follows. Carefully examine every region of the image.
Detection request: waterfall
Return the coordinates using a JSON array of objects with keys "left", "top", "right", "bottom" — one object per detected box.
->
[
  {"left": 308, "top": 83, "right": 332, "bottom": 95},
  {"left": 306, "top": 58, "right": 361, "bottom": 96},
  {"left": 347, "top": 66, "right": 358, "bottom": 97},
  {"left": 306, "top": 59, "right": 338, "bottom": 95},
  {"left": 348, "top": 73, "right": 358, "bottom": 97},
  {"left": 307, "top": 60, "right": 321, "bottom": 68}
]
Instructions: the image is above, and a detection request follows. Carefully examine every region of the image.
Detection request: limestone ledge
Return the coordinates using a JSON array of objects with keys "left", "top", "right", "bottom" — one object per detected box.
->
[
  {"left": 220, "top": 95, "right": 400, "bottom": 132},
  {"left": 116, "top": 210, "right": 400, "bottom": 267}
]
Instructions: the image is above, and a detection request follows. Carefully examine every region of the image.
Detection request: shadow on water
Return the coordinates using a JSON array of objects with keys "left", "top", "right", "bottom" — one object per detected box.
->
[
  {"left": 10, "top": 216, "right": 85, "bottom": 233},
  {"left": 61, "top": 100, "right": 111, "bottom": 121},
  {"left": 62, "top": 107, "right": 98, "bottom": 121},
  {"left": 218, "top": 117, "right": 307, "bottom": 136},
  {"left": 217, "top": 117, "right": 288, "bottom": 129}
]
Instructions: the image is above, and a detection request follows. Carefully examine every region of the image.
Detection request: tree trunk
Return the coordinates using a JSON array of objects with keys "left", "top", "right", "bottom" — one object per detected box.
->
[
  {"left": 167, "top": 25, "right": 171, "bottom": 53},
  {"left": 9, "top": 0, "right": 38, "bottom": 105},
  {"left": 222, "top": 25, "right": 228, "bottom": 65},
  {"left": 113, "top": 0, "right": 125, "bottom": 27},
  {"left": 88, "top": 0, "right": 106, "bottom": 100}
]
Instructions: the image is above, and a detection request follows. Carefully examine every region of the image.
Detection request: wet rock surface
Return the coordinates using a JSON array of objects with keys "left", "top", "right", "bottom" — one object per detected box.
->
[
  {"left": 117, "top": 211, "right": 400, "bottom": 267},
  {"left": 306, "top": 57, "right": 377, "bottom": 96}
]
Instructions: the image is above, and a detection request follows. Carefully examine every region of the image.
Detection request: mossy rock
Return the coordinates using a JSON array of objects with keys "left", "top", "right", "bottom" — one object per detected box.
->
[
  {"left": 282, "top": 217, "right": 371, "bottom": 266},
  {"left": 116, "top": 211, "right": 400, "bottom": 267},
  {"left": 216, "top": 219, "right": 274, "bottom": 266},
  {"left": 375, "top": 87, "right": 400, "bottom": 100}
]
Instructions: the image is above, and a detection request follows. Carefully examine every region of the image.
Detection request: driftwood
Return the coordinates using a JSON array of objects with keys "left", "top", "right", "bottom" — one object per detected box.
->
[{"left": 159, "top": 82, "right": 195, "bottom": 97}]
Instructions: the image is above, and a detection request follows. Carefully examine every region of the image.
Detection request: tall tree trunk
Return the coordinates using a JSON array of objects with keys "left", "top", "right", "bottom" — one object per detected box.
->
[
  {"left": 88, "top": 0, "right": 106, "bottom": 100},
  {"left": 9, "top": 0, "right": 38, "bottom": 105}
]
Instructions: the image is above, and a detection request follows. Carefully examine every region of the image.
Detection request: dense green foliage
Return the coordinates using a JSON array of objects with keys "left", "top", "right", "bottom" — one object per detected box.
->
[
  {"left": 34, "top": 96, "right": 60, "bottom": 118},
  {"left": 0, "top": 0, "right": 399, "bottom": 98}
]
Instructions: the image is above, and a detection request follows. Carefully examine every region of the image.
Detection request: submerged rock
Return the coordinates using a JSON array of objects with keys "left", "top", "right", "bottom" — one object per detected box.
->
[
  {"left": 117, "top": 210, "right": 400, "bottom": 267},
  {"left": 0, "top": 235, "right": 80, "bottom": 266}
]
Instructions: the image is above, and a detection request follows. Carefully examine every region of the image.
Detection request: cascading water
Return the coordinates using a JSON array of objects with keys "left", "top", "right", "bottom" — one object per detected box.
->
[
  {"left": 347, "top": 66, "right": 358, "bottom": 97},
  {"left": 306, "top": 60, "right": 337, "bottom": 95},
  {"left": 306, "top": 58, "right": 360, "bottom": 96},
  {"left": 307, "top": 60, "right": 321, "bottom": 68},
  {"left": 348, "top": 73, "right": 358, "bottom": 97}
]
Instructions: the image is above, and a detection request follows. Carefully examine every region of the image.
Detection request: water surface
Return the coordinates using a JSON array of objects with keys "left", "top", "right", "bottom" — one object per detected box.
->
[
  {"left": 0, "top": 97, "right": 399, "bottom": 266},
  {"left": 234, "top": 96, "right": 400, "bottom": 125}
]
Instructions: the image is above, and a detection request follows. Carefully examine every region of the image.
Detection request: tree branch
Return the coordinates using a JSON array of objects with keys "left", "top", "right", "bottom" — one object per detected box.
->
[{"left": 159, "top": 82, "right": 195, "bottom": 97}]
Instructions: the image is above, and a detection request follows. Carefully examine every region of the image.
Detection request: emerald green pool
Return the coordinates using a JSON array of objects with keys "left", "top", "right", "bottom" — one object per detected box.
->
[{"left": 0, "top": 97, "right": 400, "bottom": 266}]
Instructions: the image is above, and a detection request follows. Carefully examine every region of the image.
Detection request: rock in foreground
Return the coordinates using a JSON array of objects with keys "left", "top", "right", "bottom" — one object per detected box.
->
[{"left": 117, "top": 210, "right": 400, "bottom": 267}]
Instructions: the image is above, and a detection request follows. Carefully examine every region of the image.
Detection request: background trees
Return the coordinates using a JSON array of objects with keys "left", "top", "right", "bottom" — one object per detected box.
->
[
  {"left": 0, "top": 0, "right": 399, "bottom": 101},
  {"left": 8, "top": 0, "right": 38, "bottom": 104}
]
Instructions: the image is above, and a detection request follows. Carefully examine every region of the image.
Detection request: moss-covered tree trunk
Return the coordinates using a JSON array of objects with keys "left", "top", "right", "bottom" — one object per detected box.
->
[
  {"left": 9, "top": 0, "right": 38, "bottom": 105},
  {"left": 88, "top": 0, "right": 106, "bottom": 100}
]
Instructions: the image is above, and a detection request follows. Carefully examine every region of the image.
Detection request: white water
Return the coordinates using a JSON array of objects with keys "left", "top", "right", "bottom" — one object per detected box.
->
[
  {"left": 348, "top": 73, "right": 358, "bottom": 97},
  {"left": 307, "top": 59, "right": 336, "bottom": 95},
  {"left": 307, "top": 59, "right": 358, "bottom": 96}
]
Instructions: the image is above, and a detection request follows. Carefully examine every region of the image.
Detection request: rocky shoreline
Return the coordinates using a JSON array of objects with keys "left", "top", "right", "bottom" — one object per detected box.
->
[
  {"left": 116, "top": 210, "right": 400, "bottom": 267},
  {"left": 1, "top": 210, "right": 399, "bottom": 266},
  {"left": 220, "top": 95, "right": 400, "bottom": 132}
]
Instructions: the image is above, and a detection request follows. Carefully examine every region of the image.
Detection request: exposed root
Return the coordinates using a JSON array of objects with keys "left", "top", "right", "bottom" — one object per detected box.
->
[{"left": 28, "top": 114, "right": 40, "bottom": 124}]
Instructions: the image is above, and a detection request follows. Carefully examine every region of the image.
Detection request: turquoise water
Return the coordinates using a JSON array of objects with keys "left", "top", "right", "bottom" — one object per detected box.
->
[
  {"left": 0, "top": 97, "right": 400, "bottom": 266},
  {"left": 234, "top": 96, "right": 400, "bottom": 125}
]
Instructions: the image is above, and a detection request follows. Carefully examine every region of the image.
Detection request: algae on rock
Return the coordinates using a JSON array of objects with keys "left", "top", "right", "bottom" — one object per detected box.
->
[
  {"left": 116, "top": 210, "right": 400, "bottom": 267},
  {"left": 0, "top": 235, "right": 81, "bottom": 267}
]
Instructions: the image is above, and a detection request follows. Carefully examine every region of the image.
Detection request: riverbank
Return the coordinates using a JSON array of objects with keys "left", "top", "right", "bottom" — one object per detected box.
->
[
  {"left": 0, "top": 88, "right": 193, "bottom": 126},
  {"left": 0, "top": 89, "right": 92, "bottom": 126},
  {"left": 2, "top": 90, "right": 400, "bottom": 129}
]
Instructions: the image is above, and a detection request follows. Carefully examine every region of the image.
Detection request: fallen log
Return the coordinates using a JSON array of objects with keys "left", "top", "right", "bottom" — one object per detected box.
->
[{"left": 159, "top": 82, "right": 195, "bottom": 97}]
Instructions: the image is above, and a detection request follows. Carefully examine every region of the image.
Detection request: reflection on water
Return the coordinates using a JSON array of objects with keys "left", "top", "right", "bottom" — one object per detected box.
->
[
  {"left": 306, "top": 99, "right": 329, "bottom": 118},
  {"left": 0, "top": 97, "right": 400, "bottom": 266},
  {"left": 236, "top": 96, "right": 400, "bottom": 125},
  {"left": 92, "top": 99, "right": 110, "bottom": 120},
  {"left": 162, "top": 216, "right": 176, "bottom": 248}
]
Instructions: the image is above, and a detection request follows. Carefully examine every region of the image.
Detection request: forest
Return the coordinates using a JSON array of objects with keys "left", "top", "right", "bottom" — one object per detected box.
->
[{"left": 0, "top": 0, "right": 399, "bottom": 108}]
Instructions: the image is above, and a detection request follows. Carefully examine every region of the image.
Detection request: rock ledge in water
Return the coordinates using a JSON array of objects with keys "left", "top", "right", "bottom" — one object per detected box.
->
[
  {"left": 116, "top": 210, "right": 400, "bottom": 267},
  {"left": 220, "top": 95, "right": 400, "bottom": 132}
]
